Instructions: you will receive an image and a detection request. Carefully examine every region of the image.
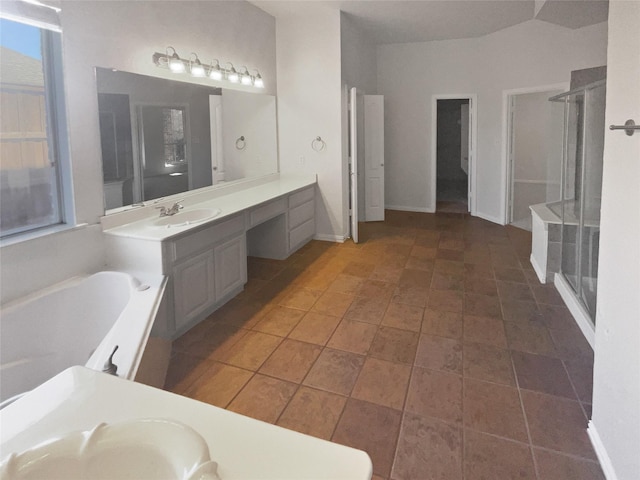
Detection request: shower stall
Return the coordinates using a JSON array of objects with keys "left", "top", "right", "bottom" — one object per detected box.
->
[{"left": 548, "top": 79, "right": 606, "bottom": 331}]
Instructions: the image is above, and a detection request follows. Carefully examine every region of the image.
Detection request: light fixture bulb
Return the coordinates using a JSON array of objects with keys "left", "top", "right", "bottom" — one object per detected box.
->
[
  {"left": 254, "top": 71, "right": 264, "bottom": 88},
  {"left": 190, "top": 53, "right": 205, "bottom": 77},
  {"left": 241, "top": 74, "right": 252, "bottom": 85},
  {"left": 227, "top": 63, "right": 239, "bottom": 83},
  {"left": 166, "top": 47, "right": 185, "bottom": 73},
  {"left": 209, "top": 60, "right": 223, "bottom": 80}
]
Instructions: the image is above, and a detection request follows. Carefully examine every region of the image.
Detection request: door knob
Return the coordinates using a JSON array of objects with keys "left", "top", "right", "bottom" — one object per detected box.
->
[{"left": 380, "top": 163, "right": 384, "bottom": 167}]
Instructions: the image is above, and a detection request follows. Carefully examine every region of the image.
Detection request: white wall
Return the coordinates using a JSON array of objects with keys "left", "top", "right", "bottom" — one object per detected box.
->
[
  {"left": 276, "top": 9, "right": 345, "bottom": 241},
  {"left": 0, "top": 1, "right": 276, "bottom": 304},
  {"left": 377, "top": 19, "right": 607, "bottom": 222},
  {"left": 590, "top": 2, "right": 640, "bottom": 479}
]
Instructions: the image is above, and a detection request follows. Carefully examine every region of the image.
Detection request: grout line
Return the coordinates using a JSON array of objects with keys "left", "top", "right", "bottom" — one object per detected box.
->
[{"left": 510, "top": 347, "right": 542, "bottom": 480}]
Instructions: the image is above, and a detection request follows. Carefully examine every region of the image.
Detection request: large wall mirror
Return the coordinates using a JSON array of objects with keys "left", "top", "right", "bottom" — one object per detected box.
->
[{"left": 95, "top": 67, "right": 278, "bottom": 211}]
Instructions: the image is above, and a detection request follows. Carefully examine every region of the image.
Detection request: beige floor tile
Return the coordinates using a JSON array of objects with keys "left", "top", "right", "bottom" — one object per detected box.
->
[
  {"left": 381, "top": 302, "right": 424, "bottom": 332},
  {"left": 289, "top": 312, "right": 342, "bottom": 345},
  {"left": 184, "top": 362, "right": 253, "bottom": 408},
  {"left": 464, "top": 429, "right": 536, "bottom": 480},
  {"left": 463, "top": 378, "right": 528, "bottom": 442},
  {"left": 369, "top": 326, "right": 419, "bottom": 364},
  {"left": 303, "top": 348, "right": 365, "bottom": 395},
  {"left": 332, "top": 398, "right": 402, "bottom": 478},
  {"left": 227, "top": 374, "right": 297, "bottom": 423},
  {"left": 277, "top": 386, "right": 347, "bottom": 440},
  {"left": 327, "top": 319, "right": 378, "bottom": 355},
  {"left": 252, "top": 305, "right": 306, "bottom": 337},
  {"left": 422, "top": 309, "right": 463, "bottom": 339},
  {"left": 311, "top": 291, "right": 355, "bottom": 317},
  {"left": 351, "top": 357, "right": 411, "bottom": 410},
  {"left": 406, "top": 366, "right": 463, "bottom": 424},
  {"left": 216, "top": 331, "right": 282, "bottom": 370},
  {"left": 391, "top": 412, "right": 462, "bottom": 480},
  {"left": 259, "top": 338, "right": 322, "bottom": 383},
  {"left": 414, "top": 334, "right": 462, "bottom": 374}
]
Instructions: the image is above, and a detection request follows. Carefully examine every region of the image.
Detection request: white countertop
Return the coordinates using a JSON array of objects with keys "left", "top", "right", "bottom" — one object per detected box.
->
[
  {"left": 102, "top": 174, "right": 317, "bottom": 242},
  {"left": 0, "top": 367, "right": 372, "bottom": 480}
]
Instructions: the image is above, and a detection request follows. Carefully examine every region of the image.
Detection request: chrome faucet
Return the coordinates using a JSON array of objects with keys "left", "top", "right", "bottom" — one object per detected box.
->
[{"left": 156, "top": 201, "right": 183, "bottom": 217}]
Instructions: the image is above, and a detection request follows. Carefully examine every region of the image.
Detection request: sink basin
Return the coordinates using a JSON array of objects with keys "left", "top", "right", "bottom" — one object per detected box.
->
[
  {"left": 152, "top": 208, "right": 221, "bottom": 228},
  {"left": 0, "top": 418, "right": 220, "bottom": 480}
]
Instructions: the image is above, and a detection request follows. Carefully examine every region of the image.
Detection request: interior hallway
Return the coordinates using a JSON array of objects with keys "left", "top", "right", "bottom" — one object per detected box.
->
[{"left": 165, "top": 210, "right": 602, "bottom": 480}]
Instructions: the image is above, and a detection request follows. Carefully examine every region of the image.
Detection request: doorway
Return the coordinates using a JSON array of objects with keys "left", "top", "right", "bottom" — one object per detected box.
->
[
  {"left": 436, "top": 99, "right": 470, "bottom": 213},
  {"left": 504, "top": 86, "right": 566, "bottom": 230},
  {"left": 349, "top": 87, "right": 385, "bottom": 243},
  {"left": 431, "top": 94, "right": 477, "bottom": 215}
]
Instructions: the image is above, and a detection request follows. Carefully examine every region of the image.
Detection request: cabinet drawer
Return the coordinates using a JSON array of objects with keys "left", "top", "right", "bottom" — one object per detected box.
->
[
  {"left": 288, "top": 199, "right": 314, "bottom": 229},
  {"left": 249, "top": 198, "right": 286, "bottom": 228},
  {"left": 288, "top": 187, "right": 314, "bottom": 208},
  {"left": 172, "top": 214, "right": 244, "bottom": 261},
  {"left": 289, "top": 218, "right": 315, "bottom": 251}
]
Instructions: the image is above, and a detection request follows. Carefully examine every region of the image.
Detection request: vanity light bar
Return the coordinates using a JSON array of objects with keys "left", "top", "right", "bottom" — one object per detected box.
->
[{"left": 152, "top": 47, "right": 264, "bottom": 88}]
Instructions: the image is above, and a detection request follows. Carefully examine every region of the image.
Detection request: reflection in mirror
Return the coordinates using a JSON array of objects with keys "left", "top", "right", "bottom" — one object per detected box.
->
[{"left": 96, "top": 68, "right": 278, "bottom": 211}]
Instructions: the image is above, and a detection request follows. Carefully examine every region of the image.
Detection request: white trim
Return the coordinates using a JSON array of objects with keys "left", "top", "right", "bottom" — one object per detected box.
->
[
  {"left": 385, "top": 205, "right": 433, "bottom": 213},
  {"left": 529, "top": 253, "right": 547, "bottom": 284},
  {"left": 314, "top": 233, "right": 346, "bottom": 243},
  {"left": 588, "top": 421, "right": 619, "bottom": 480},
  {"left": 553, "top": 273, "right": 595, "bottom": 349},
  {"left": 475, "top": 211, "right": 504, "bottom": 225},
  {"left": 501, "top": 83, "right": 569, "bottom": 224},
  {"left": 430, "top": 94, "right": 477, "bottom": 215}
]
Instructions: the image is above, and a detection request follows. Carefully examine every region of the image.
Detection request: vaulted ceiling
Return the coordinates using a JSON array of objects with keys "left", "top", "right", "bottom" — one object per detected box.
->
[{"left": 251, "top": 0, "right": 608, "bottom": 44}]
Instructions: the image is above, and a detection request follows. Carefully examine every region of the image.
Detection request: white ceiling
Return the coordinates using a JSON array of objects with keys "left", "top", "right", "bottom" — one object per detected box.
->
[{"left": 250, "top": 0, "right": 608, "bottom": 44}]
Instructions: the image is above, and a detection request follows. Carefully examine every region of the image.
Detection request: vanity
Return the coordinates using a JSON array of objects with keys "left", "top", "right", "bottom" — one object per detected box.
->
[{"left": 102, "top": 174, "right": 316, "bottom": 340}]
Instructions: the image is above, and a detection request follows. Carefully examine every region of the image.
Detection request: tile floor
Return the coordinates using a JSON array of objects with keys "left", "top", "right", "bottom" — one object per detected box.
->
[{"left": 165, "top": 210, "right": 604, "bottom": 480}]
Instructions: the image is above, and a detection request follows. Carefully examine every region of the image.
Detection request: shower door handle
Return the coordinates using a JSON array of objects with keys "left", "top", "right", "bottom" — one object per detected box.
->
[{"left": 609, "top": 119, "right": 639, "bottom": 136}]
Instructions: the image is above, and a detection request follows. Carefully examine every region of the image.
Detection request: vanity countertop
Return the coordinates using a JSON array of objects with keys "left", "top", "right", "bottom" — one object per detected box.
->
[
  {"left": 101, "top": 174, "right": 316, "bottom": 242},
  {"left": 0, "top": 367, "right": 372, "bottom": 479}
]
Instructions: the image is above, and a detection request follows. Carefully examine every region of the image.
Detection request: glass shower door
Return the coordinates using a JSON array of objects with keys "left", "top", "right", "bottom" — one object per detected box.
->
[
  {"left": 560, "top": 92, "right": 583, "bottom": 294},
  {"left": 580, "top": 84, "right": 606, "bottom": 317},
  {"left": 556, "top": 80, "right": 606, "bottom": 324}
]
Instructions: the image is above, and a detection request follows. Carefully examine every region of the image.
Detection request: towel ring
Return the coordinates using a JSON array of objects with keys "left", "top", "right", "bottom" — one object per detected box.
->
[
  {"left": 235, "top": 136, "right": 246, "bottom": 150},
  {"left": 311, "top": 136, "right": 326, "bottom": 152}
]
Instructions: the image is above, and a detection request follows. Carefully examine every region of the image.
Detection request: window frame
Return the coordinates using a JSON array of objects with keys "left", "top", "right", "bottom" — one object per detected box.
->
[{"left": 0, "top": 14, "right": 75, "bottom": 241}]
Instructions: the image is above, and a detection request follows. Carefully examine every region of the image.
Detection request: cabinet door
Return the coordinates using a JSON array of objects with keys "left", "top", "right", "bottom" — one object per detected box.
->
[
  {"left": 214, "top": 235, "right": 247, "bottom": 300},
  {"left": 173, "top": 249, "right": 215, "bottom": 330}
]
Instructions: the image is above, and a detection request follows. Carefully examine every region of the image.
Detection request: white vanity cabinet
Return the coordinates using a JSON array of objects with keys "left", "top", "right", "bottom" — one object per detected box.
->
[
  {"left": 288, "top": 186, "right": 315, "bottom": 253},
  {"left": 103, "top": 176, "right": 316, "bottom": 340},
  {"left": 168, "top": 213, "right": 247, "bottom": 334}
]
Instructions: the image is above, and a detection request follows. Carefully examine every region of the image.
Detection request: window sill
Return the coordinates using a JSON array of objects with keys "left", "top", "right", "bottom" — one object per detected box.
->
[{"left": 0, "top": 223, "right": 89, "bottom": 248}]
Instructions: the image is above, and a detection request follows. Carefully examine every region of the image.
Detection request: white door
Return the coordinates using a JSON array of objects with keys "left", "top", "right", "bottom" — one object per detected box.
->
[
  {"left": 209, "top": 95, "right": 224, "bottom": 184},
  {"left": 349, "top": 87, "right": 359, "bottom": 243},
  {"left": 364, "top": 95, "right": 385, "bottom": 221},
  {"left": 466, "top": 98, "right": 473, "bottom": 212}
]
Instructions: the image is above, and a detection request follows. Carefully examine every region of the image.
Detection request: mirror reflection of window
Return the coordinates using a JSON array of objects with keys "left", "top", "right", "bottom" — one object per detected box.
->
[
  {"left": 162, "top": 108, "right": 186, "bottom": 167},
  {"left": 139, "top": 105, "right": 188, "bottom": 202}
]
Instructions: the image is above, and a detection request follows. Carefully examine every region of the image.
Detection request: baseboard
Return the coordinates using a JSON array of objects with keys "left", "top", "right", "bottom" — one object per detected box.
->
[
  {"left": 385, "top": 205, "right": 433, "bottom": 213},
  {"left": 474, "top": 211, "right": 505, "bottom": 225},
  {"left": 588, "top": 421, "right": 619, "bottom": 480},
  {"left": 553, "top": 273, "right": 595, "bottom": 349},
  {"left": 529, "top": 253, "right": 547, "bottom": 284},
  {"left": 313, "top": 233, "right": 346, "bottom": 243}
]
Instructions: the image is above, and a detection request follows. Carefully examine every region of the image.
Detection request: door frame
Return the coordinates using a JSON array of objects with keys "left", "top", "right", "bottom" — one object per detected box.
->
[
  {"left": 349, "top": 86, "right": 360, "bottom": 243},
  {"left": 501, "top": 83, "right": 568, "bottom": 224},
  {"left": 430, "top": 94, "right": 477, "bottom": 215}
]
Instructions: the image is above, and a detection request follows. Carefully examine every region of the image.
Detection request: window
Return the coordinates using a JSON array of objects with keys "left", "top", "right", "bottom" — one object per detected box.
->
[{"left": 0, "top": 15, "right": 70, "bottom": 238}]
